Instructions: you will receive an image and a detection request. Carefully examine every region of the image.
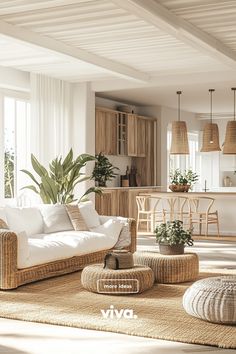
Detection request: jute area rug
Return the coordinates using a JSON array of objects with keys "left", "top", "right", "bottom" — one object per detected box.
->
[{"left": 0, "top": 268, "right": 235, "bottom": 349}]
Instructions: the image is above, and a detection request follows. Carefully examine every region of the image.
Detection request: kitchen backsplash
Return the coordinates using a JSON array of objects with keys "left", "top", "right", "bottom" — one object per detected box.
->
[{"left": 105, "top": 155, "right": 132, "bottom": 187}]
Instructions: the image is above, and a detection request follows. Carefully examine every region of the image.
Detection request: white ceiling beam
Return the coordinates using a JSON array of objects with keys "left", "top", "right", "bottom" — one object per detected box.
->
[
  {"left": 92, "top": 70, "right": 236, "bottom": 92},
  {"left": 0, "top": 19, "right": 149, "bottom": 83},
  {"left": 112, "top": 0, "right": 236, "bottom": 69}
]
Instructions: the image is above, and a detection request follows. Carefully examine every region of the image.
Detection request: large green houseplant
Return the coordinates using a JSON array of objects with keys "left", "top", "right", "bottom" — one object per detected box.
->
[
  {"left": 21, "top": 149, "right": 100, "bottom": 204},
  {"left": 92, "top": 153, "right": 119, "bottom": 187},
  {"left": 154, "top": 220, "right": 194, "bottom": 255}
]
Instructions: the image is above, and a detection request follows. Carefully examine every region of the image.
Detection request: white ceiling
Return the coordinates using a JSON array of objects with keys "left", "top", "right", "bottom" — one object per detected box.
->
[{"left": 0, "top": 0, "right": 236, "bottom": 112}]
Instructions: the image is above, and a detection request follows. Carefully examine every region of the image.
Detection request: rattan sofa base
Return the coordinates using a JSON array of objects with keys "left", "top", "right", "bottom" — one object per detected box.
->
[{"left": 0, "top": 219, "right": 136, "bottom": 290}]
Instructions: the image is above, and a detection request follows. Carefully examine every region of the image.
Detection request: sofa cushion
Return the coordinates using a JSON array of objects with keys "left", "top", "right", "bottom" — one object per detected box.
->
[
  {"left": 5, "top": 206, "right": 44, "bottom": 236},
  {"left": 65, "top": 204, "right": 88, "bottom": 231},
  {"left": 19, "top": 228, "right": 121, "bottom": 269},
  {"left": 78, "top": 201, "right": 100, "bottom": 229},
  {"left": 39, "top": 205, "right": 73, "bottom": 234},
  {"left": 90, "top": 219, "right": 122, "bottom": 240}
]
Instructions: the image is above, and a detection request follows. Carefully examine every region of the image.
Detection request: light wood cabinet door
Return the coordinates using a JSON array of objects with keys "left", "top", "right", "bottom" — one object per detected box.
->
[
  {"left": 95, "top": 109, "right": 118, "bottom": 155},
  {"left": 95, "top": 190, "right": 117, "bottom": 216},
  {"left": 95, "top": 109, "right": 107, "bottom": 154},
  {"left": 106, "top": 111, "right": 118, "bottom": 155},
  {"left": 127, "top": 114, "right": 137, "bottom": 156},
  {"left": 145, "top": 120, "right": 155, "bottom": 186},
  {"left": 137, "top": 117, "right": 146, "bottom": 157},
  {"left": 118, "top": 190, "right": 129, "bottom": 217}
]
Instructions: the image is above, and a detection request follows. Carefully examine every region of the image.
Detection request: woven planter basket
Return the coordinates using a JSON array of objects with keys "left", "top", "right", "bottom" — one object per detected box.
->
[
  {"left": 201, "top": 123, "right": 221, "bottom": 152},
  {"left": 223, "top": 120, "right": 236, "bottom": 154},
  {"left": 170, "top": 121, "right": 189, "bottom": 155},
  {"left": 169, "top": 184, "right": 190, "bottom": 192}
]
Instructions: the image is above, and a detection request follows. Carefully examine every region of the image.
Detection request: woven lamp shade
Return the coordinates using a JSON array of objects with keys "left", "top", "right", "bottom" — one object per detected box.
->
[
  {"left": 223, "top": 121, "right": 236, "bottom": 154},
  {"left": 170, "top": 121, "right": 189, "bottom": 154},
  {"left": 200, "top": 123, "right": 221, "bottom": 152}
]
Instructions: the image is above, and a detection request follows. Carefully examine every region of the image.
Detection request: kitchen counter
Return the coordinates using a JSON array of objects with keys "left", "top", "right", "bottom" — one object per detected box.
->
[
  {"left": 96, "top": 186, "right": 236, "bottom": 236},
  {"left": 104, "top": 186, "right": 236, "bottom": 194},
  {"left": 140, "top": 190, "right": 236, "bottom": 237}
]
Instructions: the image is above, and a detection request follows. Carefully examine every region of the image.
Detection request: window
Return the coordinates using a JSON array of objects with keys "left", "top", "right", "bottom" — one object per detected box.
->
[
  {"left": 2, "top": 94, "right": 30, "bottom": 200},
  {"left": 167, "top": 127, "right": 200, "bottom": 187}
]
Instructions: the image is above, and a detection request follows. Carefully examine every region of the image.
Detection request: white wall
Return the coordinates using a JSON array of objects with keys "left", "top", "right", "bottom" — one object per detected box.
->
[
  {"left": 72, "top": 82, "right": 96, "bottom": 200},
  {"left": 0, "top": 66, "right": 29, "bottom": 92}
]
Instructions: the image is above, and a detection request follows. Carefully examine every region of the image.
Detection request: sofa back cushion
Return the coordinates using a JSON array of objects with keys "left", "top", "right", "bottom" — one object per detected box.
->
[
  {"left": 78, "top": 201, "right": 100, "bottom": 229},
  {"left": 5, "top": 206, "right": 44, "bottom": 236},
  {"left": 65, "top": 204, "right": 88, "bottom": 231},
  {"left": 40, "top": 205, "right": 73, "bottom": 233}
]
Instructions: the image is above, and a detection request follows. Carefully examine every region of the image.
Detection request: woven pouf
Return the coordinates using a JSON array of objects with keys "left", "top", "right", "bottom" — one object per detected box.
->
[
  {"left": 183, "top": 276, "right": 236, "bottom": 324},
  {"left": 133, "top": 251, "right": 199, "bottom": 284},
  {"left": 81, "top": 264, "right": 154, "bottom": 294}
]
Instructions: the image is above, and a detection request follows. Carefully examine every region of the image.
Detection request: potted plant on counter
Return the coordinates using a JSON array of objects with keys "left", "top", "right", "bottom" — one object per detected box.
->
[
  {"left": 154, "top": 220, "right": 194, "bottom": 255},
  {"left": 92, "top": 153, "right": 119, "bottom": 187},
  {"left": 169, "top": 168, "right": 199, "bottom": 192}
]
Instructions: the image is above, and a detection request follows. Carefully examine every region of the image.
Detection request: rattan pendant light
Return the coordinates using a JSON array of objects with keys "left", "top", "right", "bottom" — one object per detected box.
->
[
  {"left": 223, "top": 88, "right": 236, "bottom": 154},
  {"left": 170, "top": 91, "right": 189, "bottom": 155},
  {"left": 201, "top": 89, "right": 221, "bottom": 152}
]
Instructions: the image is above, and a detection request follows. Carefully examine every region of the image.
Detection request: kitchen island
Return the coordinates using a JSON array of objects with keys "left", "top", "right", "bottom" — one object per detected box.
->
[{"left": 95, "top": 187, "right": 236, "bottom": 236}]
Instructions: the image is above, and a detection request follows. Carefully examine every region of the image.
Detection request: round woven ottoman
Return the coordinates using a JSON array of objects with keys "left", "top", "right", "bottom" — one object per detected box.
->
[
  {"left": 183, "top": 276, "right": 236, "bottom": 324},
  {"left": 133, "top": 251, "right": 199, "bottom": 284},
  {"left": 81, "top": 264, "right": 154, "bottom": 294}
]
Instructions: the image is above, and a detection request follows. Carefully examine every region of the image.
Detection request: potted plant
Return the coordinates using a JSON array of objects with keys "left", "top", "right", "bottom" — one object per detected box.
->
[
  {"left": 154, "top": 220, "right": 194, "bottom": 255},
  {"left": 21, "top": 149, "right": 101, "bottom": 204},
  {"left": 169, "top": 168, "right": 199, "bottom": 192},
  {"left": 92, "top": 153, "right": 119, "bottom": 187}
]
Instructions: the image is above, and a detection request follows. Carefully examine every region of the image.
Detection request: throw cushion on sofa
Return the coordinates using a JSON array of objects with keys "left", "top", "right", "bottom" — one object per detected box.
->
[
  {"left": 5, "top": 207, "right": 44, "bottom": 236},
  {"left": 78, "top": 201, "right": 101, "bottom": 229},
  {"left": 0, "top": 218, "right": 9, "bottom": 229},
  {"left": 40, "top": 205, "right": 73, "bottom": 234},
  {"left": 65, "top": 204, "right": 89, "bottom": 231}
]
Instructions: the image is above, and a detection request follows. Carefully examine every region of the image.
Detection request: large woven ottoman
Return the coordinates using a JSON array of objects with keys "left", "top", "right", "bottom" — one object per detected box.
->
[
  {"left": 81, "top": 264, "right": 154, "bottom": 294},
  {"left": 183, "top": 276, "right": 236, "bottom": 324},
  {"left": 133, "top": 251, "right": 199, "bottom": 283}
]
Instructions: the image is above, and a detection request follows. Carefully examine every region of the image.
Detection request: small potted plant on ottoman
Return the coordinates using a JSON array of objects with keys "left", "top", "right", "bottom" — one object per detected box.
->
[{"left": 154, "top": 220, "right": 194, "bottom": 255}]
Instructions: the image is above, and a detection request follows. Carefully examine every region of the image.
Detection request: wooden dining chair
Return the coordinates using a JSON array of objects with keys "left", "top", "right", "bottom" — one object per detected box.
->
[
  {"left": 188, "top": 197, "right": 220, "bottom": 237},
  {"left": 136, "top": 195, "right": 165, "bottom": 233},
  {"left": 162, "top": 196, "right": 189, "bottom": 225}
]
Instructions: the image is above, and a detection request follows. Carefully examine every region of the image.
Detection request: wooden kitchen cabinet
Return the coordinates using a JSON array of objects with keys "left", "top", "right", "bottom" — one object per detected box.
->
[
  {"left": 132, "top": 119, "right": 156, "bottom": 186},
  {"left": 127, "top": 115, "right": 146, "bottom": 157},
  {"left": 137, "top": 117, "right": 146, "bottom": 157},
  {"left": 95, "top": 190, "right": 118, "bottom": 216},
  {"left": 95, "top": 188, "right": 156, "bottom": 220},
  {"left": 127, "top": 114, "right": 137, "bottom": 156},
  {"left": 95, "top": 108, "right": 118, "bottom": 155}
]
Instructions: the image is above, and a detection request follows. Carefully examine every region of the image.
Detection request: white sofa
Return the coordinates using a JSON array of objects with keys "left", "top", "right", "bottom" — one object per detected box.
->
[{"left": 0, "top": 202, "right": 136, "bottom": 289}]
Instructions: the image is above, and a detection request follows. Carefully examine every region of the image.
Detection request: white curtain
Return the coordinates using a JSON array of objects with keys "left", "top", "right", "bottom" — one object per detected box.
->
[{"left": 30, "top": 73, "right": 72, "bottom": 166}]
